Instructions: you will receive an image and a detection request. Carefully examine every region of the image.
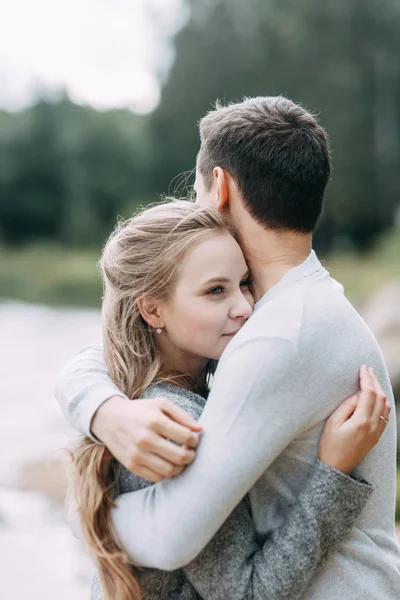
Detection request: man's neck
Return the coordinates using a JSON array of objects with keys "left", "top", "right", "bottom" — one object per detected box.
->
[{"left": 237, "top": 226, "right": 312, "bottom": 302}]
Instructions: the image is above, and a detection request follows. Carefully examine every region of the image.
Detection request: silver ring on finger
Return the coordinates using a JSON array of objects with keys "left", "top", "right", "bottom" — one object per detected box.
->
[{"left": 380, "top": 415, "right": 389, "bottom": 425}]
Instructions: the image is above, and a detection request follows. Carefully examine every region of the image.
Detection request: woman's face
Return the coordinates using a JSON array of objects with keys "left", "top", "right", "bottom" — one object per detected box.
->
[{"left": 158, "top": 233, "right": 254, "bottom": 370}]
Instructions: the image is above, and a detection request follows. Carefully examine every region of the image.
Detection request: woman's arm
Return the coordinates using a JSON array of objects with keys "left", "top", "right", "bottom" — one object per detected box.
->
[
  {"left": 183, "top": 460, "right": 372, "bottom": 600},
  {"left": 112, "top": 348, "right": 388, "bottom": 570},
  {"left": 113, "top": 385, "right": 373, "bottom": 600}
]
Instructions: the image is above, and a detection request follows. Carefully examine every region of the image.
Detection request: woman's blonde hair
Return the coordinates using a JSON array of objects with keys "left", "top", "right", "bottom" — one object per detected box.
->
[{"left": 71, "top": 199, "right": 235, "bottom": 600}]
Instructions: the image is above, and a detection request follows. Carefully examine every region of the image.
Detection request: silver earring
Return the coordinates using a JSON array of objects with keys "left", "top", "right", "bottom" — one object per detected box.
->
[{"left": 156, "top": 327, "right": 162, "bottom": 334}]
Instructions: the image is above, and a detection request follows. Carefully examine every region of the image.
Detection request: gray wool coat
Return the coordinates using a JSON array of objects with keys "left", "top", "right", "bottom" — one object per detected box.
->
[{"left": 91, "top": 382, "right": 373, "bottom": 600}]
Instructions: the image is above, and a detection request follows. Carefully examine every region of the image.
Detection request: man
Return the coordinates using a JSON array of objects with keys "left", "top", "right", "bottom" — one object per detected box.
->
[{"left": 56, "top": 97, "right": 400, "bottom": 597}]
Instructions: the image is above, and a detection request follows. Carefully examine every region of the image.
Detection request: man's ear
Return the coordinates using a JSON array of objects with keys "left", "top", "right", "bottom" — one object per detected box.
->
[
  {"left": 137, "top": 296, "right": 164, "bottom": 329},
  {"left": 214, "top": 167, "right": 230, "bottom": 213}
]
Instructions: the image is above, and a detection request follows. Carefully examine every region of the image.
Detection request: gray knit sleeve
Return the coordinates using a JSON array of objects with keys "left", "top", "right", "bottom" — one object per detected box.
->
[
  {"left": 114, "top": 384, "right": 373, "bottom": 600},
  {"left": 184, "top": 459, "right": 373, "bottom": 600}
]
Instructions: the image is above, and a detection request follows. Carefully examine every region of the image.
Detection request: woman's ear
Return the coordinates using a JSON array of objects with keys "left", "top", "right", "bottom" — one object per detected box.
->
[{"left": 137, "top": 296, "right": 164, "bottom": 330}]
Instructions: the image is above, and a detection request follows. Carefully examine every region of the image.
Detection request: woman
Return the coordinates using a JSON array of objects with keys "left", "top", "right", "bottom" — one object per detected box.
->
[{"left": 71, "top": 200, "right": 388, "bottom": 600}]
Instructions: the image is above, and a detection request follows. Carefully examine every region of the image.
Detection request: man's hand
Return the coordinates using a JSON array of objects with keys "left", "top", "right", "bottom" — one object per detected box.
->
[
  {"left": 319, "top": 365, "right": 391, "bottom": 474},
  {"left": 91, "top": 396, "right": 203, "bottom": 482}
]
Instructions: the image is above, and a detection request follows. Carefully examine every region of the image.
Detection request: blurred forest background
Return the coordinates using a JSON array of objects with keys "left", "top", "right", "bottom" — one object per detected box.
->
[
  {"left": 0, "top": 1, "right": 399, "bottom": 597},
  {"left": 1, "top": 0, "right": 400, "bottom": 304}
]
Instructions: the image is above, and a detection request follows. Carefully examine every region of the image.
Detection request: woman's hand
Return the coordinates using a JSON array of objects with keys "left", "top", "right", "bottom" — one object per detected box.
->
[{"left": 318, "top": 365, "right": 391, "bottom": 475}]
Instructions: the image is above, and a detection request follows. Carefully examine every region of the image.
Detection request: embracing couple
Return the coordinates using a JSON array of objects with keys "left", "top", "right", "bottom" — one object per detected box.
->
[{"left": 56, "top": 97, "right": 400, "bottom": 599}]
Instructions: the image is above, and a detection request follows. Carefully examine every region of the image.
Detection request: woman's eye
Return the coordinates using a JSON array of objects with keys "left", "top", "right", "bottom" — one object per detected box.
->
[
  {"left": 207, "top": 286, "right": 224, "bottom": 295},
  {"left": 240, "top": 279, "right": 251, "bottom": 288}
]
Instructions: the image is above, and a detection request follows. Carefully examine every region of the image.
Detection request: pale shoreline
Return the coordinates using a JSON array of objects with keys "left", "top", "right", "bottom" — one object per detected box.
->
[{"left": 0, "top": 301, "right": 101, "bottom": 600}]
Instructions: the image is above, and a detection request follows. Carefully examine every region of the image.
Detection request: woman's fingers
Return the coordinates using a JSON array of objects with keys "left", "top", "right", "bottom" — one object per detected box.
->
[
  {"left": 382, "top": 401, "right": 392, "bottom": 421},
  {"left": 370, "top": 369, "right": 391, "bottom": 426},
  {"left": 319, "top": 365, "right": 390, "bottom": 475},
  {"left": 329, "top": 393, "right": 359, "bottom": 425},
  {"left": 377, "top": 400, "right": 391, "bottom": 436},
  {"left": 370, "top": 385, "right": 387, "bottom": 423},
  {"left": 354, "top": 365, "right": 390, "bottom": 441},
  {"left": 354, "top": 365, "right": 378, "bottom": 419},
  {"left": 365, "top": 367, "right": 389, "bottom": 434}
]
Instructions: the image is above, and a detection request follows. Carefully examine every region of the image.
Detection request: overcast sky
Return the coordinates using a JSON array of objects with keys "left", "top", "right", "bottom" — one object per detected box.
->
[{"left": 0, "top": 0, "right": 187, "bottom": 114}]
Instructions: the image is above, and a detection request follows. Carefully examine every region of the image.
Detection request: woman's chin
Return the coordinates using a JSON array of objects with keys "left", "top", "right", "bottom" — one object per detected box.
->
[{"left": 212, "top": 334, "right": 238, "bottom": 358}]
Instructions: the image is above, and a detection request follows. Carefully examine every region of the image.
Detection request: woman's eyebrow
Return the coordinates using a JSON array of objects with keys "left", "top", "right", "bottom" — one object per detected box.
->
[
  {"left": 203, "top": 271, "right": 250, "bottom": 286},
  {"left": 203, "top": 277, "right": 231, "bottom": 286}
]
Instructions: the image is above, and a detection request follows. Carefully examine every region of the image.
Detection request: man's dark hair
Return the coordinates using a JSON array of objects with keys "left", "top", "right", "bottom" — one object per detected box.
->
[{"left": 197, "top": 96, "right": 331, "bottom": 232}]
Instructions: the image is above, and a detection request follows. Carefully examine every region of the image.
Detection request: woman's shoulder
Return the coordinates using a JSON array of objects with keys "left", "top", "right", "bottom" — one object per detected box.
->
[{"left": 140, "top": 381, "right": 207, "bottom": 421}]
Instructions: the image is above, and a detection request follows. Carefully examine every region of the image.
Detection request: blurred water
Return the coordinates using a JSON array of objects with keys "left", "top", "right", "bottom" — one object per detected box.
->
[{"left": 0, "top": 301, "right": 102, "bottom": 600}]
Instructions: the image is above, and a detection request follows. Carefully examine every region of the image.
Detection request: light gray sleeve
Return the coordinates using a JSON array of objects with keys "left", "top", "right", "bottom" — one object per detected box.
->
[
  {"left": 54, "top": 344, "right": 128, "bottom": 441},
  {"left": 112, "top": 337, "right": 315, "bottom": 569},
  {"left": 113, "top": 387, "right": 373, "bottom": 600},
  {"left": 184, "top": 461, "right": 373, "bottom": 600}
]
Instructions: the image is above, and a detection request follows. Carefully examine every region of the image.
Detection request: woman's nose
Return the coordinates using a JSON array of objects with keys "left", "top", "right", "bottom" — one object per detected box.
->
[{"left": 231, "top": 293, "right": 253, "bottom": 320}]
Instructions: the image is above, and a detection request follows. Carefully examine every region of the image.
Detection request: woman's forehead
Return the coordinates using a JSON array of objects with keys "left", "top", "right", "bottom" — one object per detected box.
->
[{"left": 178, "top": 234, "right": 247, "bottom": 284}]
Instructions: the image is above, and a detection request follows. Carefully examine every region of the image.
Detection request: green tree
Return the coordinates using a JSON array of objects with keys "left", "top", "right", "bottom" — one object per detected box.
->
[{"left": 149, "top": 0, "right": 400, "bottom": 250}]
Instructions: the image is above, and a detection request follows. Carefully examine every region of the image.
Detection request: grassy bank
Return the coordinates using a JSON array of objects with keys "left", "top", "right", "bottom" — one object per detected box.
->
[
  {"left": 324, "top": 229, "right": 400, "bottom": 308},
  {"left": 0, "top": 245, "right": 102, "bottom": 307}
]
